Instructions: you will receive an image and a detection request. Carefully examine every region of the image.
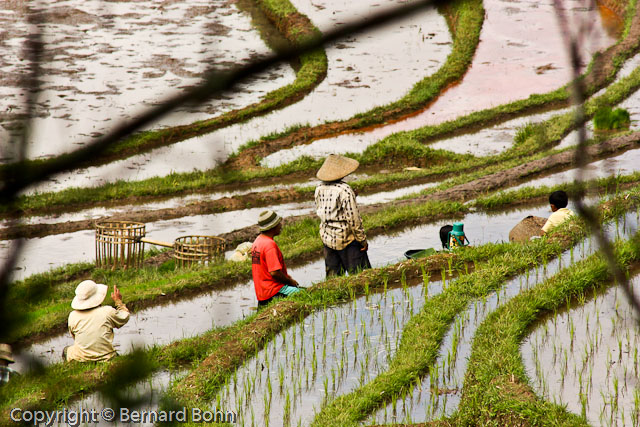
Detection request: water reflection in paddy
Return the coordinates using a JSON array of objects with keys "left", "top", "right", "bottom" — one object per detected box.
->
[
  {"left": 27, "top": 0, "right": 451, "bottom": 193},
  {"left": 0, "top": 0, "right": 292, "bottom": 162},
  {"left": 260, "top": 0, "right": 619, "bottom": 166},
  {"left": 523, "top": 268, "right": 640, "bottom": 425}
]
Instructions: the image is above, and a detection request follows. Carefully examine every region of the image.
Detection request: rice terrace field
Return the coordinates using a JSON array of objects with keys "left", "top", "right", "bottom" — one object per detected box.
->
[{"left": 3, "top": 0, "right": 640, "bottom": 425}]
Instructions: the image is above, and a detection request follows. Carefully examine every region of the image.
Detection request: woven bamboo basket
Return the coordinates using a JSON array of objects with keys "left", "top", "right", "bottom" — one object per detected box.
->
[
  {"left": 173, "top": 235, "right": 225, "bottom": 267},
  {"left": 95, "top": 221, "right": 146, "bottom": 270},
  {"left": 95, "top": 221, "right": 226, "bottom": 269}
]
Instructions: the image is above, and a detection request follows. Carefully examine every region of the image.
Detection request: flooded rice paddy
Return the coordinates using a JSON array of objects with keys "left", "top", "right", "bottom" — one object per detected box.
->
[
  {"left": 66, "top": 370, "right": 188, "bottom": 427},
  {"left": 371, "top": 208, "right": 640, "bottom": 423},
  {"left": 211, "top": 275, "right": 440, "bottom": 426},
  {"left": 523, "top": 265, "right": 640, "bottom": 426},
  {"left": 25, "top": 0, "right": 451, "bottom": 194},
  {"left": 0, "top": 0, "right": 293, "bottom": 161},
  {"left": 259, "top": 0, "right": 620, "bottom": 167}
]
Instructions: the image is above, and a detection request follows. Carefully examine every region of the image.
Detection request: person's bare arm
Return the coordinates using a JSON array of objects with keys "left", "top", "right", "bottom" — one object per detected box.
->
[
  {"left": 109, "top": 284, "right": 130, "bottom": 327},
  {"left": 270, "top": 269, "right": 299, "bottom": 287}
]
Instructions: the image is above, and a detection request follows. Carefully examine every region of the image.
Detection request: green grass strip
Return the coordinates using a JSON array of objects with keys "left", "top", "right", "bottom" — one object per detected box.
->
[{"left": 453, "top": 233, "right": 640, "bottom": 425}]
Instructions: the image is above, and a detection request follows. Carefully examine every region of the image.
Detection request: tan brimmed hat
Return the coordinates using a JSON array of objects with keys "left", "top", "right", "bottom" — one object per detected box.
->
[
  {"left": 316, "top": 154, "right": 359, "bottom": 182},
  {"left": 0, "top": 343, "right": 14, "bottom": 363},
  {"left": 258, "top": 210, "right": 282, "bottom": 232},
  {"left": 71, "top": 279, "right": 108, "bottom": 310}
]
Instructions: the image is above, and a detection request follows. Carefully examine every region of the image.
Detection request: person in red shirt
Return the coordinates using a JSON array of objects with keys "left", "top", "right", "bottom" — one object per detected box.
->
[{"left": 251, "top": 210, "right": 300, "bottom": 308}]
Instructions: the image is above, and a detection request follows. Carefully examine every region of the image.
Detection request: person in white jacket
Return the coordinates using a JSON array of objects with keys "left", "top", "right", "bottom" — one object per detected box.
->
[{"left": 64, "top": 280, "right": 130, "bottom": 362}]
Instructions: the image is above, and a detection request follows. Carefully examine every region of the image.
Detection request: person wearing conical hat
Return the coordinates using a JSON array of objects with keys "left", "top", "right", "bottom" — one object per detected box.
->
[
  {"left": 64, "top": 280, "right": 130, "bottom": 362},
  {"left": 315, "top": 154, "right": 371, "bottom": 277},
  {"left": 0, "top": 343, "right": 18, "bottom": 385},
  {"left": 251, "top": 210, "right": 300, "bottom": 308}
]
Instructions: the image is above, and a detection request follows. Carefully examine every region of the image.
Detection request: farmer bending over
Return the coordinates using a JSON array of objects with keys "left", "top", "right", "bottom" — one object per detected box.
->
[
  {"left": 251, "top": 210, "right": 300, "bottom": 308},
  {"left": 542, "top": 190, "right": 575, "bottom": 234},
  {"left": 64, "top": 280, "right": 130, "bottom": 362}
]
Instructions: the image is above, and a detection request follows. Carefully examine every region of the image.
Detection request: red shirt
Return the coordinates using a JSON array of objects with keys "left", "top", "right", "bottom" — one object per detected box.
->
[{"left": 251, "top": 234, "right": 287, "bottom": 301}]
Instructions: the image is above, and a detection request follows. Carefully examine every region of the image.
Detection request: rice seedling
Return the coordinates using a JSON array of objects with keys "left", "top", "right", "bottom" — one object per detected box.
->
[{"left": 524, "top": 267, "right": 640, "bottom": 425}]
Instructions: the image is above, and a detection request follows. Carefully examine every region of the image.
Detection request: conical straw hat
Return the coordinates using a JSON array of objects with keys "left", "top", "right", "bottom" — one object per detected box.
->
[{"left": 316, "top": 154, "right": 359, "bottom": 182}]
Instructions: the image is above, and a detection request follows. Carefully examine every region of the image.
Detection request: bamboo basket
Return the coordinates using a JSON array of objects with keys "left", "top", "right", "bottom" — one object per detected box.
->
[
  {"left": 173, "top": 235, "right": 225, "bottom": 267},
  {"left": 95, "top": 221, "right": 146, "bottom": 270},
  {"left": 95, "top": 221, "right": 226, "bottom": 269}
]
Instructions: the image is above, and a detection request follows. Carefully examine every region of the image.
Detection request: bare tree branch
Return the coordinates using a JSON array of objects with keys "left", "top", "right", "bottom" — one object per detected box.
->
[
  {"left": 552, "top": 0, "right": 640, "bottom": 319},
  {"left": 0, "top": 5, "right": 45, "bottom": 342}
]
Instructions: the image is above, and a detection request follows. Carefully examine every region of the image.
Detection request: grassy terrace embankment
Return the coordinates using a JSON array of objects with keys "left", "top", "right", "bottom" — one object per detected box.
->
[
  {"left": 6, "top": 0, "right": 640, "bottom": 218},
  {"left": 3, "top": 184, "right": 639, "bottom": 424}
]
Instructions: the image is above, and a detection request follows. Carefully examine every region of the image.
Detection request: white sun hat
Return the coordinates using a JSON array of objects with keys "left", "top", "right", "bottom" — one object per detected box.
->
[{"left": 71, "top": 279, "right": 108, "bottom": 310}]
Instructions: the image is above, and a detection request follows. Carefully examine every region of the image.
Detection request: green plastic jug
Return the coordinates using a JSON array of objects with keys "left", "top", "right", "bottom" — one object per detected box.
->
[{"left": 448, "top": 222, "right": 468, "bottom": 249}]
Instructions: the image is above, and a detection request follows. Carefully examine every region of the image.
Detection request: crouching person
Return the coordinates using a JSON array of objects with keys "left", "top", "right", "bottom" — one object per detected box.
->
[
  {"left": 0, "top": 344, "right": 18, "bottom": 385},
  {"left": 64, "top": 280, "right": 130, "bottom": 362},
  {"left": 251, "top": 210, "right": 300, "bottom": 308}
]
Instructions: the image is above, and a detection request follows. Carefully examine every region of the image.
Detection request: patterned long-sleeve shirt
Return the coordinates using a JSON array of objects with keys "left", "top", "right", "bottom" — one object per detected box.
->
[{"left": 314, "top": 181, "right": 366, "bottom": 250}]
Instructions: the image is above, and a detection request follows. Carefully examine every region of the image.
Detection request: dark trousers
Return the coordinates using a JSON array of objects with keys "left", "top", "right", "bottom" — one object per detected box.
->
[
  {"left": 257, "top": 292, "right": 285, "bottom": 308},
  {"left": 324, "top": 240, "right": 371, "bottom": 277}
]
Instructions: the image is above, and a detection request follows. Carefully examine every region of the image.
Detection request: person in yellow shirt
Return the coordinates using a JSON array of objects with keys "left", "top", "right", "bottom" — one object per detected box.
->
[
  {"left": 542, "top": 190, "right": 575, "bottom": 234},
  {"left": 64, "top": 280, "right": 130, "bottom": 362}
]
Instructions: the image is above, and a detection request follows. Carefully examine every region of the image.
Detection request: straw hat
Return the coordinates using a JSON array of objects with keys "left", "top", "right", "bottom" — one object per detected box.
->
[
  {"left": 316, "top": 154, "right": 359, "bottom": 182},
  {"left": 0, "top": 344, "right": 14, "bottom": 364},
  {"left": 71, "top": 280, "right": 108, "bottom": 310},
  {"left": 258, "top": 210, "right": 282, "bottom": 232}
]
